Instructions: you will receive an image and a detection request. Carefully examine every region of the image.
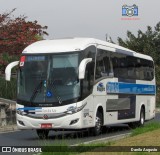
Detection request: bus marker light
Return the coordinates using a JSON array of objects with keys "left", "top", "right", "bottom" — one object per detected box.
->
[
  {"left": 20, "top": 56, "right": 26, "bottom": 62},
  {"left": 41, "top": 123, "right": 52, "bottom": 128},
  {"left": 20, "top": 56, "right": 26, "bottom": 66}
]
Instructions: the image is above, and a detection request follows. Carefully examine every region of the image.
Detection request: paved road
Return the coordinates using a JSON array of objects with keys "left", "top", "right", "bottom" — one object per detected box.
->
[{"left": 0, "top": 113, "right": 159, "bottom": 147}]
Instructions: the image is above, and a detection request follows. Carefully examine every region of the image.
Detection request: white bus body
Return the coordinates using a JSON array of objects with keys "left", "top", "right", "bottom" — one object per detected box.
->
[{"left": 5, "top": 38, "right": 156, "bottom": 138}]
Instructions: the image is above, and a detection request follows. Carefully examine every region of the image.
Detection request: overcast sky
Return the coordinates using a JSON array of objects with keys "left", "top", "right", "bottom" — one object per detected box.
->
[{"left": 0, "top": 0, "right": 160, "bottom": 42}]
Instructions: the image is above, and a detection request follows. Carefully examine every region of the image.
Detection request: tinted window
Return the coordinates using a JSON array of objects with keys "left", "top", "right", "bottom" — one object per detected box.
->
[
  {"left": 111, "top": 53, "right": 154, "bottom": 81},
  {"left": 134, "top": 58, "right": 154, "bottom": 81},
  {"left": 111, "top": 53, "right": 128, "bottom": 79},
  {"left": 81, "top": 46, "right": 96, "bottom": 98},
  {"left": 95, "top": 49, "right": 112, "bottom": 79}
]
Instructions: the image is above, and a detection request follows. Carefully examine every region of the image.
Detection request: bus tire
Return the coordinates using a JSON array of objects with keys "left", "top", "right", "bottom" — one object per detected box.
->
[
  {"left": 128, "top": 107, "right": 145, "bottom": 129},
  {"left": 137, "top": 107, "right": 145, "bottom": 127},
  {"left": 91, "top": 111, "right": 103, "bottom": 136},
  {"left": 36, "top": 129, "right": 49, "bottom": 139}
]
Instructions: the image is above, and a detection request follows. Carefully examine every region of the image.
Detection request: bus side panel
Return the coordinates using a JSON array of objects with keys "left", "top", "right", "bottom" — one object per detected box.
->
[
  {"left": 136, "top": 79, "right": 156, "bottom": 121},
  {"left": 81, "top": 95, "right": 95, "bottom": 128},
  {"left": 136, "top": 95, "right": 155, "bottom": 120}
]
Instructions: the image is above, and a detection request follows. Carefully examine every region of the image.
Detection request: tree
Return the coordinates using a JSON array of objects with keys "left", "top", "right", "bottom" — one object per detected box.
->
[
  {"left": 117, "top": 22, "right": 160, "bottom": 104},
  {"left": 0, "top": 9, "right": 48, "bottom": 73},
  {"left": 118, "top": 22, "right": 160, "bottom": 81}
]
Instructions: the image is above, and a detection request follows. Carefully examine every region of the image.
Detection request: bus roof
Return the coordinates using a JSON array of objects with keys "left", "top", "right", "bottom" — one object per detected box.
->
[{"left": 23, "top": 38, "right": 153, "bottom": 61}]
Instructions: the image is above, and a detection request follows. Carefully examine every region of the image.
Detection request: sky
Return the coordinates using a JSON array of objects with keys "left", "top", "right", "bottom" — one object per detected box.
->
[{"left": 0, "top": 0, "right": 160, "bottom": 43}]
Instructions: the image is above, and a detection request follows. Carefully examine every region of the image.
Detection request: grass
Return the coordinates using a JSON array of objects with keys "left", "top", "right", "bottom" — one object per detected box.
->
[
  {"left": 113, "top": 128, "right": 160, "bottom": 146},
  {"left": 131, "top": 122, "right": 160, "bottom": 136},
  {"left": 79, "top": 123, "right": 160, "bottom": 155},
  {"left": 39, "top": 122, "right": 160, "bottom": 155},
  {"left": 40, "top": 140, "right": 74, "bottom": 155}
]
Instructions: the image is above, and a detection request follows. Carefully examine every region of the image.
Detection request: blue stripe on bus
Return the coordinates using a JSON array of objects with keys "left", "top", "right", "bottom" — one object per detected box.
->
[
  {"left": 17, "top": 107, "right": 42, "bottom": 111},
  {"left": 106, "top": 82, "right": 156, "bottom": 95}
]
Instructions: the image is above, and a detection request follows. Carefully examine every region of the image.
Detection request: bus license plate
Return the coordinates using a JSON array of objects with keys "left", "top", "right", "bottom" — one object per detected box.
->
[{"left": 41, "top": 123, "right": 52, "bottom": 128}]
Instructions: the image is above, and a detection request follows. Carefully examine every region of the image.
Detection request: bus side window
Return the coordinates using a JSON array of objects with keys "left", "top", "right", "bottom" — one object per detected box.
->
[
  {"left": 96, "top": 49, "right": 112, "bottom": 79},
  {"left": 81, "top": 46, "right": 96, "bottom": 98},
  {"left": 84, "top": 62, "right": 94, "bottom": 92},
  {"left": 111, "top": 53, "right": 128, "bottom": 78}
]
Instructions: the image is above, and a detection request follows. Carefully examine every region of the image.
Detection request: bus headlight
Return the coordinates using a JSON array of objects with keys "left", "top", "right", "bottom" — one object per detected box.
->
[
  {"left": 16, "top": 110, "right": 23, "bottom": 116},
  {"left": 66, "top": 102, "right": 87, "bottom": 114},
  {"left": 66, "top": 106, "right": 77, "bottom": 114}
]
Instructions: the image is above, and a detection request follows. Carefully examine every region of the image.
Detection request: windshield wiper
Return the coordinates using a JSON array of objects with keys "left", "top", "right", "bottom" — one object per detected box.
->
[
  {"left": 30, "top": 81, "right": 43, "bottom": 104},
  {"left": 49, "top": 80, "right": 62, "bottom": 104},
  {"left": 30, "top": 80, "right": 62, "bottom": 104}
]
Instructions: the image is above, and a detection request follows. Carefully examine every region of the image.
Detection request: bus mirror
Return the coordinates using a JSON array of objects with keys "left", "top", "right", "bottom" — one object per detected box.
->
[
  {"left": 5, "top": 61, "right": 19, "bottom": 81},
  {"left": 78, "top": 58, "right": 92, "bottom": 79}
]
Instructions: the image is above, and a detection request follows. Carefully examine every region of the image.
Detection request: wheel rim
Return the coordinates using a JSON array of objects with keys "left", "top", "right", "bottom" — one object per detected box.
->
[
  {"left": 95, "top": 116, "right": 102, "bottom": 132},
  {"left": 140, "top": 111, "right": 144, "bottom": 125}
]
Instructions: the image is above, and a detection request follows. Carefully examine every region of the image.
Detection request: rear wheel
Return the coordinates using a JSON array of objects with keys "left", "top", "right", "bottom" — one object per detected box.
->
[
  {"left": 128, "top": 107, "right": 145, "bottom": 129},
  {"left": 91, "top": 111, "right": 103, "bottom": 136},
  {"left": 137, "top": 107, "right": 145, "bottom": 127},
  {"left": 36, "top": 129, "right": 49, "bottom": 139}
]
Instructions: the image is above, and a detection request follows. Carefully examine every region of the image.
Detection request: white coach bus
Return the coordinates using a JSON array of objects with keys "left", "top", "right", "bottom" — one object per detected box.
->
[{"left": 5, "top": 38, "right": 156, "bottom": 139}]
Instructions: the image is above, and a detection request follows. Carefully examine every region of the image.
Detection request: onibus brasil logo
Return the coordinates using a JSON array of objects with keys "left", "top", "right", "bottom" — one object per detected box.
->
[{"left": 122, "top": 4, "right": 138, "bottom": 17}]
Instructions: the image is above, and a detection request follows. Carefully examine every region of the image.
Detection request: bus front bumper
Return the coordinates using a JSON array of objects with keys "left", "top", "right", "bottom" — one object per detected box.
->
[{"left": 16, "top": 112, "right": 83, "bottom": 130}]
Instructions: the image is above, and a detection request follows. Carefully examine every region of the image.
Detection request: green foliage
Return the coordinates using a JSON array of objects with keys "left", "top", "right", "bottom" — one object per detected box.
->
[
  {"left": 40, "top": 141, "right": 74, "bottom": 155},
  {"left": 131, "top": 122, "right": 160, "bottom": 137},
  {"left": 0, "top": 53, "right": 19, "bottom": 73},
  {"left": 76, "top": 141, "right": 113, "bottom": 152},
  {"left": 118, "top": 23, "right": 160, "bottom": 62},
  {"left": 0, "top": 77, "right": 16, "bottom": 99}
]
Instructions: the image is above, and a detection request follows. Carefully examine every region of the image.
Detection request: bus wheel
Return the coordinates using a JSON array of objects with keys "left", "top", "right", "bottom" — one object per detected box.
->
[
  {"left": 36, "top": 129, "right": 49, "bottom": 139},
  {"left": 138, "top": 107, "right": 145, "bottom": 127},
  {"left": 91, "top": 111, "right": 102, "bottom": 136},
  {"left": 128, "top": 107, "right": 145, "bottom": 129}
]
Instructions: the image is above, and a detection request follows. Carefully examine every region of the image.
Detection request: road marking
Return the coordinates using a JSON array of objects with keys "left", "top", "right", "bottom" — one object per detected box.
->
[{"left": 0, "top": 128, "right": 19, "bottom": 134}]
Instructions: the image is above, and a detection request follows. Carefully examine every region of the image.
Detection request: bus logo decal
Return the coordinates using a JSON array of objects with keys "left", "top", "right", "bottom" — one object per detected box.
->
[
  {"left": 97, "top": 83, "right": 105, "bottom": 92},
  {"left": 43, "top": 114, "right": 48, "bottom": 119}
]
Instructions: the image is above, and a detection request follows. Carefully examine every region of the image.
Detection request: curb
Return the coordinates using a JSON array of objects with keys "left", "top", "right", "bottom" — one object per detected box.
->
[
  {"left": 71, "top": 132, "right": 131, "bottom": 146},
  {"left": 0, "top": 125, "right": 18, "bottom": 133}
]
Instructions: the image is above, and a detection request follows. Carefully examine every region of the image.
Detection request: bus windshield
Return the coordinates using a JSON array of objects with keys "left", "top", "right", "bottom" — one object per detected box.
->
[{"left": 17, "top": 53, "right": 81, "bottom": 106}]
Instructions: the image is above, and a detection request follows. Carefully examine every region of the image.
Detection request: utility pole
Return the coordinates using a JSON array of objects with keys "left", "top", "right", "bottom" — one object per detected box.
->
[{"left": 106, "top": 34, "right": 111, "bottom": 43}]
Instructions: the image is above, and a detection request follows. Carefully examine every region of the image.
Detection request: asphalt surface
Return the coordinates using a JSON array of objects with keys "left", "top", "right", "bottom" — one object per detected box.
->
[
  {"left": 0, "top": 113, "right": 159, "bottom": 155},
  {"left": 0, "top": 125, "right": 131, "bottom": 146}
]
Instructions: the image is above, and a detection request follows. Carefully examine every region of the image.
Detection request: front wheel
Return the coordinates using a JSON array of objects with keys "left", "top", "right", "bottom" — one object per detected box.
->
[
  {"left": 36, "top": 129, "right": 49, "bottom": 139},
  {"left": 90, "top": 111, "right": 103, "bottom": 136}
]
